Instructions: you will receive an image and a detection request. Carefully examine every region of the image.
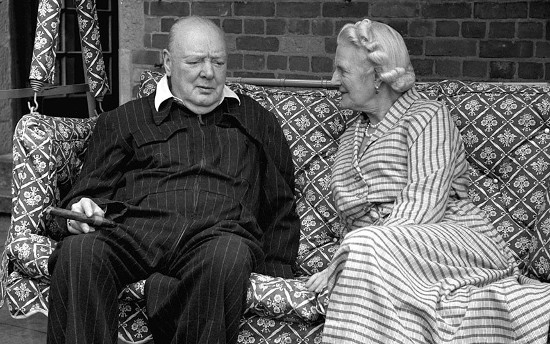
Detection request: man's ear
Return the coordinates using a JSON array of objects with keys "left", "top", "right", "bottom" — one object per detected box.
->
[{"left": 162, "top": 49, "right": 171, "bottom": 77}]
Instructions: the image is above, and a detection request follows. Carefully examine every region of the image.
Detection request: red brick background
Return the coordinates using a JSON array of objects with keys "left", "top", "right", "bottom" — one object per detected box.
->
[{"left": 135, "top": 0, "right": 550, "bottom": 82}]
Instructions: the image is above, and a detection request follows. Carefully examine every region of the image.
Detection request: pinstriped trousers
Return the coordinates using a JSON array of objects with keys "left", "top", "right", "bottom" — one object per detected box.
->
[{"left": 47, "top": 218, "right": 255, "bottom": 344}]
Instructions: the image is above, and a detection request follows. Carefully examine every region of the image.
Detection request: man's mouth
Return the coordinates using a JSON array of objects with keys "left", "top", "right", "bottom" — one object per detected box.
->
[{"left": 196, "top": 86, "right": 216, "bottom": 94}]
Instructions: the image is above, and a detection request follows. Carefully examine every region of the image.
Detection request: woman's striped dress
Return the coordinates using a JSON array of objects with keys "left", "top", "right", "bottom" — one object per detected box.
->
[{"left": 323, "top": 87, "right": 550, "bottom": 343}]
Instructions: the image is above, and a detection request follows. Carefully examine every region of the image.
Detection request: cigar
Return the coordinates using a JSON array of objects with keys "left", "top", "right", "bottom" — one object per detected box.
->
[{"left": 45, "top": 206, "right": 118, "bottom": 228}]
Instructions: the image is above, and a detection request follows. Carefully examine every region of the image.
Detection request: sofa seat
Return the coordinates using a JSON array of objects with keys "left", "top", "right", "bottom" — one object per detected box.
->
[{"left": 1, "top": 73, "right": 549, "bottom": 343}]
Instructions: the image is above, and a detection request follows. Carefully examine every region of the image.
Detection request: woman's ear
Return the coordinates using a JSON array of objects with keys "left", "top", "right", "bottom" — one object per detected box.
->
[
  {"left": 374, "top": 71, "right": 382, "bottom": 89},
  {"left": 162, "top": 49, "right": 172, "bottom": 77}
]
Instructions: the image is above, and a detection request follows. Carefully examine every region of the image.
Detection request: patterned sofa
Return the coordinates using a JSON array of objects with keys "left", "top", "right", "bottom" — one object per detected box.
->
[{"left": 1, "top": 72, "right": 550, "bottom": 343}]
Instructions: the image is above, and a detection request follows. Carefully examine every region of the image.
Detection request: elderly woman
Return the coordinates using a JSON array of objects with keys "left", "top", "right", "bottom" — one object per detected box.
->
[{"left": 306, "top": 19, "right": 550, "bottom": 343}]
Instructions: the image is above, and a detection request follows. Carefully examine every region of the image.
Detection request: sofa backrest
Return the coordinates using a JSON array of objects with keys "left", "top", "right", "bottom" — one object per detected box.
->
[
  {"left": 8, "top": 71, "right": 549, "bottom": 281},
  {"left": 439, "top": 81, "right": 550, "bottom": 271},
  {"left": 135, "top": 71, "right": 546, "bottom": 276}
]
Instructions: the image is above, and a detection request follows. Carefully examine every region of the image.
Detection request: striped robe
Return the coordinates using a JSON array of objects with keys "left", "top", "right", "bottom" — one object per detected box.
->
[{"left": 324, "top": 88, "right": 550, "bottom": 343}]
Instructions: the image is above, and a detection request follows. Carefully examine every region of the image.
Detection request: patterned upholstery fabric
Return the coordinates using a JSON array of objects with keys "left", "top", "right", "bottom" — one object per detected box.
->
[
  {"left": 118, "top": 280, "right": 149, "bottom": 343},
  {"left": 74, "top": 0, "right": 110, "bottom": 99},
  {"left": 29, "top": 0, "right": 62, "bottom": 87},
  {"left": 0, "top": 114, "right": 96, "bottom": 316},
  {"left": 30, "top": 0, "right": 109, "bottom": 98},
  {"left": 239, "top": 315, "right": 324, "bottom": 344},
  {"left": 245, "top": 273, "right": 329, "bottom": 323},
  {"left": 2, "top": 74, "right": 549, "bottom": 344},
  {"left": 439, "top": 80, "right": 550, "bottom": 271}
]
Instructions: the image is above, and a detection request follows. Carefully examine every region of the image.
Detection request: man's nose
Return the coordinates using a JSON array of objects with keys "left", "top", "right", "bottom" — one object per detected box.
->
[{"left": 201, "top": 61, "right": 214, "bottom": 79}]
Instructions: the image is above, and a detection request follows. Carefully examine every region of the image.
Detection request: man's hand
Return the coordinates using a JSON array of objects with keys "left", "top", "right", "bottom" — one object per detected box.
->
[
  {"left": 305, "top": 268, "right": 331, "bottom": 293},
  {"left": 67, "top": 197, "right": 104, "bottom": 234}
]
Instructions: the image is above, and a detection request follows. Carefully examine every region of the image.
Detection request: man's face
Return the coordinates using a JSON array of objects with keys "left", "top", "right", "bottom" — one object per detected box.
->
[
  {"left": 163, "top": 24, "right": 227, "bottom": 114},
  {"left": 331, "top": 42, "right": 376, "bottom": 112}
]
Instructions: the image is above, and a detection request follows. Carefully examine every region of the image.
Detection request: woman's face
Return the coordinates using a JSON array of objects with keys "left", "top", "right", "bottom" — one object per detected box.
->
[{"left": 331, "top": 42, "right": 377, "bottom": 112}]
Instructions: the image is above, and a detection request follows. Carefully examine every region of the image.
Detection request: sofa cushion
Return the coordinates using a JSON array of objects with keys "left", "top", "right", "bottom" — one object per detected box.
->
[
  {"left": 245, "top": 273, "right": 329, "bottom": 323},
  {"left": 439, "top": 80, "right": 550, "bottom": 270},
  {"left": 5, "top": 272, "right": 49, "bottom": 318},
  {"left": 1, "top": 114, "right": 97, "bottom": 316},
  {"left": 11, "top": 114, "right": 97, "bottom": 241},
  {"left": 117, "top": 281, "right": 149, "bottom": 343},
  {"left": 239, "top": 314, "right": 323, "bottom": 344},
  {"left": 5, "top": 234, "right": 55, "bottom": 278}
]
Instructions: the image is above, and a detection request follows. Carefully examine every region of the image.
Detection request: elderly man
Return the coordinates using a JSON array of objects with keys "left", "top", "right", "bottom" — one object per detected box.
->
[{"left": 47, "top": 16, "right": 300, "bottom": 344}]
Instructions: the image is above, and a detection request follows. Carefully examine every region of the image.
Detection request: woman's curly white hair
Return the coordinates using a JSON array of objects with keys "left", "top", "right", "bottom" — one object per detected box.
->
[{"left": 337, "top": 19, "right": 415, "bottom": 93}]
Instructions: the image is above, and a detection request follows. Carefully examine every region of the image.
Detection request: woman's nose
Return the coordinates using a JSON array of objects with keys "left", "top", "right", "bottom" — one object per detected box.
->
[{"left": 331, "top": 72, "right": 341, "bottom": 85}]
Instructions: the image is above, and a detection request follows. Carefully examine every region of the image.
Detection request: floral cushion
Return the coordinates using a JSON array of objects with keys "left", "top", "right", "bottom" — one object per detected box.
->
[
  {"left": 239, "top": 315, "right": 324, "bottom": 344},
  {"left": 10, "top": 114, "right": 97, "bottom": 240},
  {"left": 5, "top": 273, "right": 49, "bottom": 318},
  {"left": 245, "top": 273, "right": 329, "bottom": 323},
  {"left": 439, "top": 80, "right": 550, "bottom": 270},
  {"left": 118, "top": 280, "right": 149, "bottom": 343},
  {"left": 1, "top": 114, "right": 96, "bottom": 314},
  {"left": 5, "top": 234, "right": 55, "bottom": 278}
]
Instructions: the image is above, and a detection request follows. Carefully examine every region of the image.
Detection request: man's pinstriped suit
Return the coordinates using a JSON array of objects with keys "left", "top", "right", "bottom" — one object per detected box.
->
[{"left": 47, "top": 84, "right": 300, "bottom": 343}]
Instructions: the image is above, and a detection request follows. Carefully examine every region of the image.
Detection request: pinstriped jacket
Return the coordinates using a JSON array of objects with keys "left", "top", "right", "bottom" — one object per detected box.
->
[{"left": 60, "top": 93, "right": 300, "bottom": 278}]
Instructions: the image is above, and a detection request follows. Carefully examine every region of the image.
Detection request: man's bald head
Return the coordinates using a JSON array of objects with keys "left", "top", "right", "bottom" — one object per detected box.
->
[
  {"left": 168, "top": 16, "right": 226, "bottom": 53},
  {"left": 162, "top": 16, "right": 228, "bottom": 115}
]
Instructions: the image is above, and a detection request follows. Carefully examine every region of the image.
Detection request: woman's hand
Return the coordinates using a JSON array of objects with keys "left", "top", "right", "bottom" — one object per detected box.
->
[
  {"left": 305, "top": 268, "right": 331, "bottom": 293},
  {"left": 66, "top": 197, "right": 104, "bottom": 234}
]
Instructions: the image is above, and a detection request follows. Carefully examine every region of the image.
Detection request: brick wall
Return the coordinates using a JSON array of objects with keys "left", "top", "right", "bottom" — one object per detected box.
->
[{"left": 132, "top": 0, "right": 550, "bottom": 91}]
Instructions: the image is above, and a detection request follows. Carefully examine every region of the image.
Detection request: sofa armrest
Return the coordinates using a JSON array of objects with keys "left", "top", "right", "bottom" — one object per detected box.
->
[
  {"left": 5, "top": 234, "right": 56, "bottom": 278},
  {"left": 10, "top": 114, "right": 97, "bottom": 240},
  {"left": 245, "top": 272, "right": 328, "bottom": 323},
  {"left": 1, "top": 114, "right": 97, "bottom": 307}
]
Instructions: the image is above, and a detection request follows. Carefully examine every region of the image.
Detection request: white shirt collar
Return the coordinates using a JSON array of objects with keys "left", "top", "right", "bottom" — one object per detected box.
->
[{"left": 154, "top": 75, "right": 240, "bottom": 111}]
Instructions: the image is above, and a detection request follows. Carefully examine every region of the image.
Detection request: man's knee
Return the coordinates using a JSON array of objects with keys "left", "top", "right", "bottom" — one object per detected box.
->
[
  {"left": 49, "top": 234, "right": 107, "bottom": 274},
  {"left": 204, "top": 235, "right": 253, "bottom": 283}
]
